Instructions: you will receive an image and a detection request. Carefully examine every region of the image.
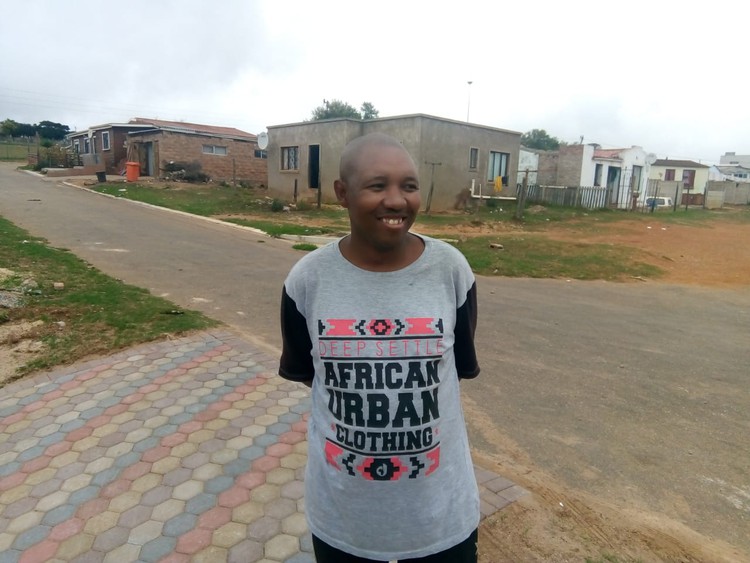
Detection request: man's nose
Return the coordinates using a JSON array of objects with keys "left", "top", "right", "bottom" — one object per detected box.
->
[{"left": 382, "top": 184, "right": 406, "bottom": 208}]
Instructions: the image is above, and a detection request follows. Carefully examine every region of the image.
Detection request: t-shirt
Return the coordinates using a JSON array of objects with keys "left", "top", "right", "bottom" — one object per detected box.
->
[{"left": 279, "top": 235, "right": 480, "bottom": 560}]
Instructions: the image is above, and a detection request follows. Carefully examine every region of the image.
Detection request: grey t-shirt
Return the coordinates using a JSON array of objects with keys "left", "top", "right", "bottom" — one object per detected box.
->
[{"left": 279, "top": 235, "right": 480, "bottom": 560}]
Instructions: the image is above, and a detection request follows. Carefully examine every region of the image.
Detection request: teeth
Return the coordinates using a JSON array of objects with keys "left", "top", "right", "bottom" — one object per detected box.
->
[{"left": 382, "top": 218, "right": 402, "bottom": 225}]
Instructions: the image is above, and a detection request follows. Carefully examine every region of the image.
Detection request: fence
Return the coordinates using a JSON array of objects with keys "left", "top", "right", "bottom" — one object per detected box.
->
[
  {"left": 0, "top": 141, "right": 34, "bottom": 161},
  {"left": 522, "top": 184, "right": 614, "bottom": 209}
]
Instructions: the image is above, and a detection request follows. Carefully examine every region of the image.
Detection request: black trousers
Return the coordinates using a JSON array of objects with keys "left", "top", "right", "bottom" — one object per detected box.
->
[{"left": 312, "top": 528, "right": 478, "bottom": 563}]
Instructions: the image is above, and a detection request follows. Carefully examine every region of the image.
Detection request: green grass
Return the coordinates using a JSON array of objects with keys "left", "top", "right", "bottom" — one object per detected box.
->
[
  {"left": 0, "top": 215, "right": 218, "bottom": 381},
  {"left": 454, "top": 235, "right": 664, "bottom": 281},
  {"left": 0, "top": 142, "right": 32, "bottom": 161},
  {"left": 292, "top": 243, "right": 319, "bottom": 252},
  {"left": 94, "top": 182, "right": 264, "bottom": 216}
]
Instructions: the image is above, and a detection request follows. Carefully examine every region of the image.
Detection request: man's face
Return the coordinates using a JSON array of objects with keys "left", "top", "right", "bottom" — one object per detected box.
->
[{"left": 335, "top": 143, "right": 420, "bottom": 253}]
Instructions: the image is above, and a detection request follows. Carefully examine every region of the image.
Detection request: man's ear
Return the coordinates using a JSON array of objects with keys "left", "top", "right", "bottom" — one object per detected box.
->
[{"left": 333, "top": 179, "right": 349, "bottom": 208}]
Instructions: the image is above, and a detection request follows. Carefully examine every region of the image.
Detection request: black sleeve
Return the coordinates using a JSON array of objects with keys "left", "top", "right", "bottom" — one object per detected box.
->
[
  {"left": 278, "top": 286, "right": 315, "bottom": 383},
  {"left": 455, "top": 281, "right": 480, "bottom": 379}
]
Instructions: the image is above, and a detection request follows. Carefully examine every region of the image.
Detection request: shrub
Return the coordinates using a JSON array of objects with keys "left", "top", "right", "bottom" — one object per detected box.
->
[{"left": 270, "top": 199, "right": 285, "bottom": 212}]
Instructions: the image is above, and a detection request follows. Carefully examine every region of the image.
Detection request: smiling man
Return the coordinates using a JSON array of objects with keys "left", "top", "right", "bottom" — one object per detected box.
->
[{"left": 279, "top": 133, "right": 481, "bottom": 562}]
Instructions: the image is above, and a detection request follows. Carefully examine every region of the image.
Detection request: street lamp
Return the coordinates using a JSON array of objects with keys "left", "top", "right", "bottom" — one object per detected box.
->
[{"left": 466, "top": 81, "right": 473, "bottom": 122}]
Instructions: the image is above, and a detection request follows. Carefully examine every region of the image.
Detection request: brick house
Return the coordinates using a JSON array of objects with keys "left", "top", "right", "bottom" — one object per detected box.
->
[
  {"left": 125, "top": 118, "right": 267, "bottom": 186},
  {"left": 66, "top": 123, "right": 153, "bottom": 175}
]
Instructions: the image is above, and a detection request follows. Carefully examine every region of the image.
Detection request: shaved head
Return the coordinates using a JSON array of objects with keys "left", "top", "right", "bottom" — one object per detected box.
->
[{"left": 339, "top": 133, "right": 414, "bottom": 185}]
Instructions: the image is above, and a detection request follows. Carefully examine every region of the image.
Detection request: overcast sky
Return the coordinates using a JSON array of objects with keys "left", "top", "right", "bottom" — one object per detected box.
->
[{"left": 1, "top": 0, "right": 746, "bottom": 164}]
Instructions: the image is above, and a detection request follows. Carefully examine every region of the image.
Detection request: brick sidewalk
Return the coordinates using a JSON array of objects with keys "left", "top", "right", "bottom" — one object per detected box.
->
[{"left": 0, "top": 331, "right": 526, "bottom": 562}]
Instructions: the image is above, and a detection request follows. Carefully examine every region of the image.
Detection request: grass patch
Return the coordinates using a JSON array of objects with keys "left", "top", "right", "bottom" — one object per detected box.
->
[
  {"left": 292, "top": 243, "right": 319, "bottom": 252},
  {"left": 93, "top": 182, "right": 265, "bottom": 216},
  {"left": 225, "top": 218, "right": 342, "bottom": 238},
  {"left": 455, "top": 235, "right": 664, "bottom": 281},
  {"left": 0, "top": 215, "right": 218, "bottom": 381}
]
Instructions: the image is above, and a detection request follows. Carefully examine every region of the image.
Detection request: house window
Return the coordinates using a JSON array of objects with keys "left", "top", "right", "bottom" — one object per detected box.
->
[
  {"left": 83, "top": 138, "right": 90, "bottom": 154},
  {"left": 487, "top": 151, "right": 509, "bottom": 185},
  {"left": 73, "top": 140, "right": 80, "bottom": 153},
  {"left": 469, "top": 147, "right": 478, "bottom": 169},
  {"left": 254, "top": 149, "right": 268, "bottom": 159},
  {"left": 202, "top": 144, "right": 227, "bottom": 155},
  {"left": 664, "top": 169, "right": 675, "bottom": 181},
  {"left": 682, "top": 169, "right": 695, "bottom": 189},
  {"left": 102, "top": 131, "right": 111, "bottom": 151},
  {"left": 281, "top": 146, "right": 299, "bottom": 170},
  {"left": 594, "top": 163, "right": 603, "bottom": 186}
]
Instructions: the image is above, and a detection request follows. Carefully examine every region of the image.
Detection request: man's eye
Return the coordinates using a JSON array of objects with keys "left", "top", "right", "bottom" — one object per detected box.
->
[{"left": 404, "top": 184, "right": 419, "bottom": 192}]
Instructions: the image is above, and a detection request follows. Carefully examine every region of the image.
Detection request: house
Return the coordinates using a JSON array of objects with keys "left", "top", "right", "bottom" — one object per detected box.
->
[
  {"left": 125, "top": 118, "right": 267, "bottom": 186},
  {"left": 66, "top": 123, "right": 153, "bottom": 175},
  {"left": 65, "top": 118, "right": 268, "bottom": 186},
  {"left": 648, "top": 159, "right": 709, "bottom": 205},
  {"left": 709, "top": 164, "right": 750, "bottom": 183},
  {"left": 536, "top": 144, "right": 653, "bottom": 208},
  {"left": 265, "top": 114, "right": 521, "bottom": 212},
  {"left": 719, "top": 152, "right": 750, "bottom": 167}
]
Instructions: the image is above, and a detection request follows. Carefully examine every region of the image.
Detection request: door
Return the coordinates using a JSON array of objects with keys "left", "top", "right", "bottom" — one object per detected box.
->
[{"left": 308, "top": 145, "right": 320, "bottom": 189}]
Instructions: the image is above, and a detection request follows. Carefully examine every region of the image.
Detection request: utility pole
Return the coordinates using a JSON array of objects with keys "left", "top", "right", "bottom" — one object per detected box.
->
[{"left": 424, "top": 161, "right": 442, "bottom": 214}]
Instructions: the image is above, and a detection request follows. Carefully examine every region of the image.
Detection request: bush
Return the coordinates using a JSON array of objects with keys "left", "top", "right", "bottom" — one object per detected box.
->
[{"left": 270, "top": 199, "right": 285, "bottom": 212}]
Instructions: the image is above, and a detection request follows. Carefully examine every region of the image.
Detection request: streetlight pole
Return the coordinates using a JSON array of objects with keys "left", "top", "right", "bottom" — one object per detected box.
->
[{"left": 466, "top": 81, "right": 473, "bottom": 122}]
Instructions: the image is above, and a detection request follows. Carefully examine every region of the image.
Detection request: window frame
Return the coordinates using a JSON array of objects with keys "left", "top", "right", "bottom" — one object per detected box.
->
[
  {"left": 202, "top": 144, "right": 228, "bottom": 156},
  {"left": 664, "top": 169, "right": 675, "bottom": 181},
  {"left": 487, "top": 150, "right": 510, "bottom": 185},
  {"left": 254, "top": 149, "right": 268, "bottom": 159},
  {"left": 281, "top": 146, "right": 299, "bottom": 171},
  {"left": 101, "top": 131, "right": 111, "bottom": 151},
  {"left": 469, "top": 147, "right": 479, "bottom": 169}
]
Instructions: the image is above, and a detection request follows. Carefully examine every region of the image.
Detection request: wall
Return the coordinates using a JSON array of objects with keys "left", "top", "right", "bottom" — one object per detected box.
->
[
  {"left": 132, "top": 131, "right": 267, "bottom": 185},
  {"left": 707, "top": 180, "right": 750, "bottom": 205},
  {"left": 556, "top": 144, "right": 586, "bottom": 186},
  {"left": 536, "top": 151, "right": 558, "bottom": 185},
  {"left": 517, "top": 149, "right": 539, "bottom": 185}
]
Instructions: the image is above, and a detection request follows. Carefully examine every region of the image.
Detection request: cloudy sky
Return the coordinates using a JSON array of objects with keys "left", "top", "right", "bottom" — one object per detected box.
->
[{"left": 1, "top": 0, "right": 746, "bottom": 164}]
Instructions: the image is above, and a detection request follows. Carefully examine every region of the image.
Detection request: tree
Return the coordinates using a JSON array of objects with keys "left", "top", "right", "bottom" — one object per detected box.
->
[
  {"left": 521, "top": 129, "right": 563, "bottom": 151},
  {"left": 361, "top": 101, "right": 379, "bottom": 120},
  {"left": 311, "top": 99, "right": 362, "bottom": 120},
  {"left": 35, "top": 120, "right": 70, "bottom": 140},
  {"left": 310, "top": 100, "right": 381, "bottom": 121},
  {"left": 1, "top": 119, "right": 19, "bottom": 137}
]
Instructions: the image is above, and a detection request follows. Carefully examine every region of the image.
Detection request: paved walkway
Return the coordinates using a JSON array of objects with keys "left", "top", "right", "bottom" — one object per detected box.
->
[{"left": 0, "top": 330, "right": 527, "bottom": 562}]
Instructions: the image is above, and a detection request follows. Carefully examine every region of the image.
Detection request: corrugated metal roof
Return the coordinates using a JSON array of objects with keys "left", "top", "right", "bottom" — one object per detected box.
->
[{"left": 129, "top": 118, "right": 256, "bottom": 140}]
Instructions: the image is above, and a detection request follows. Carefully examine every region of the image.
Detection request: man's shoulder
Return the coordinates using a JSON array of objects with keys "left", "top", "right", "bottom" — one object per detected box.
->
[
  {"left": 422, "top": 235, "right": 472, "bottom": 268},
  {"left": 286, "top": 241, "right": 340, "bottom": 279}
]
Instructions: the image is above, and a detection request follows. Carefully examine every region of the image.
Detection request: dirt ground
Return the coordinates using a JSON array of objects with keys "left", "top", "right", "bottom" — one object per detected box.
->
[
  {"left": 2, "top": 206, "right": 748, "bottom": 562},
  {"left": 432, "top": 211, "right": 750, "bottom": 562}
]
